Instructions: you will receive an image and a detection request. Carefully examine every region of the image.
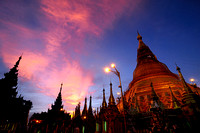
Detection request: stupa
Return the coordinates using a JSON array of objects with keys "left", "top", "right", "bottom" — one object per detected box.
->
[{"left": 118, "top": 33, "right": 199, "bottom": 112}]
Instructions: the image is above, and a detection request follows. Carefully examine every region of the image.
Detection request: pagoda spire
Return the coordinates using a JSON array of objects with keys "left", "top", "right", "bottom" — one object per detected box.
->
[
  {"left": 176, "top": 65, "right": 197, "bottom": 104},
  {"left": 176, "top": 65, "right": 194, "bottom": 94},
  {"left": 88, "top": 96, "right": 93, "bottom": 115},
  {"left": 136, "top": 32, "right": 157, "bottom": 64},
  {"left": 108, "top": 82, "right": 115, "bottom": 106},
  {"left": 51, "top": 83, "right": 63, "bottom": 111},
  {"left": 150, "top": 83, "right": 164, "bottom": 109},
  {"left": 137, "top": 31, "right": 145, "bottom": 48},
  {"left": 82, "top": 97, "right": 87, "bottom": 116},
  {"left": 102, "top": 88, "right": 107, "bottom": 109},
  {"left": 75, "top": 102, "right": 81, "bottom": 117},
  {"left": 169, "top": 86, "right": 181, "bottom": 109}
]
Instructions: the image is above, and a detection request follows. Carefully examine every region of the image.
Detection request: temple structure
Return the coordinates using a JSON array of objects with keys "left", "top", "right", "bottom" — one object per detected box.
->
[
  {"left": 29, "top": 84, "right": 71, "bottom": 132},
  {"left": 97, "top": 82, "right": 124, "bottom": 133},
  {"left": 114, "top": 33, "right": 200, "bottom": 132},
  {"left": 118, "top": 33, "right": 200, "bottom": 113},
  {"left": 27, "top": 33, "right": 200, "bottom": 132}
]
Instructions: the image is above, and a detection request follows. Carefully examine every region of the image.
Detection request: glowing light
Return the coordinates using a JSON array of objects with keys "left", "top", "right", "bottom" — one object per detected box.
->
[
  {"left": 60, "top": 108, "right": 63, "bottom": 111},
  {"left": 35, "top": 120, "right": 41, "bottom": 124},
  {"left": 111, "top": 63, "right": 115, "bottom": 68},
  {"left": 70, "top": 112, "right": 74, "bottom": 118},
  {"left": 93, "top": 108, "right": 95, "bottom": 111},
  {"left": 83, "top": 116, "right": 87, "bottom": 119},
  {"left": 117, "top": 92, "right": 120, "bottom": 95},
  {"left": 190, "top": 78, "right": 195, "bottom": 82},
  {"left": 105, "top": 67, "right": 110, "bottom": 73}
]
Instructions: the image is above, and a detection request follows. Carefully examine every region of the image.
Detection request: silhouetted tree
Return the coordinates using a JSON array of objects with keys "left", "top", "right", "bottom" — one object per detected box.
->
[{"left": 0, "top": 56, "right": 32, "bottom": 132}]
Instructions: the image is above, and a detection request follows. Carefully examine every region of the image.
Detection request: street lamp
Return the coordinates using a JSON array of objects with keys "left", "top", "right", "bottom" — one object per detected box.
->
[
  {"left": 104, "top": 63, "right": 124, "bottom": 99},
  {"left": 104, "top": 63, "right": 127, "bottom": 132}
]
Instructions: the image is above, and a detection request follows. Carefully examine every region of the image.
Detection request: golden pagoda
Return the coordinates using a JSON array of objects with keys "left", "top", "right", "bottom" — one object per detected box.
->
[{"left": 119, "top": 33, "right": 200, "bottom": 112}]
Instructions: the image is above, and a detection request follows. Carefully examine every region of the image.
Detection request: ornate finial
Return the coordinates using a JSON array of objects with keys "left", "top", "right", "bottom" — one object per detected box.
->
[
  {"left": 88, "top": 96, "right": 93, "bottom": 114},
  {"left": 109, "top": 82, "right": 115, "bottom": 106},
  {"left": 102, "top": 88, "right": 107, "bottom": 108},
  {"left": 137, "top": 30, "right": 139, "bottom": 35},
  {"left": 175, "top": 63, "right": 180, "bottom": 71},
  {"left": 137, "top": 30, "right": 142, "bottom": 40},
  {"left": 176, "top": 64, "right": 195, "bottom": 96}
]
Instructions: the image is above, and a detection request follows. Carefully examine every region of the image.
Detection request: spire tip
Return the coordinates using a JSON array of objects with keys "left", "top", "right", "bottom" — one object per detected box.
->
[{"left": 137, "top": 31, "right": 142, "bottom": 40}]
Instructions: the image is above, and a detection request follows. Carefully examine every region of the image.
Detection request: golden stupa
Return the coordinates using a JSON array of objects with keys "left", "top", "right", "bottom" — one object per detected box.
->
[{"left": 118, "top": 33, "right": 199, "bottom": 112}]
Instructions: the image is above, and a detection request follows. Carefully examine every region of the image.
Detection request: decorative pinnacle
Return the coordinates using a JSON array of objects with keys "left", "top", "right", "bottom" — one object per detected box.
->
[
  {"left": 137, "top": 31, "right": 142, "bottom": 40},
  {"left": 176, "top": 64, "right": 194, "bottom": 94},
  {"left": 89, "top": 96, "right": 92, "bottom": 111},
  {"left": 175, "top": 63, "right": 180, "bottom": 71},
  {"left": 102, "top": 88, "right": 107, "bottom": 108},
  {"left": 109, "top": 82, "right": 115, "bottom": 106}
]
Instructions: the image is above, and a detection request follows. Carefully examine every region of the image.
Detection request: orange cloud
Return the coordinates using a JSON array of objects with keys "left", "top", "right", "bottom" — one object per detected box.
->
[{"left": 0, "top": 0, "right": 139, "bottom": 114}]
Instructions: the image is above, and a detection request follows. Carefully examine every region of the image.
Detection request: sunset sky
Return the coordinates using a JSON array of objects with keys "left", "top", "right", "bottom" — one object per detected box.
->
[{"left": 0, "top": 0, "right": 200, "bottom": 115}]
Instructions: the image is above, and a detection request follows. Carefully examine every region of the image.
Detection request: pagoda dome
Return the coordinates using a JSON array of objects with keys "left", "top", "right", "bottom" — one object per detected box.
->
[{"left": 133, "top": 59, "right": 179, "bottom": 84}]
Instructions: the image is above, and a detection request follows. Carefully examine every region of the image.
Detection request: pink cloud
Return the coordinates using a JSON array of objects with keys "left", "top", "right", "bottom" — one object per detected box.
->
[
  {"left": 41, "top": 0, "right": 138, "bottom": 36},
  {"left": 0, "top": 0, "right": 139, "bottom": 113}
]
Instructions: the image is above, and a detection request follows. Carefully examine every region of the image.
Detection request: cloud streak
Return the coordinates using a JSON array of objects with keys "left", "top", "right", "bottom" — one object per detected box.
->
[{"left": 0, "top": 0, "right": 139, "bottom": 113}]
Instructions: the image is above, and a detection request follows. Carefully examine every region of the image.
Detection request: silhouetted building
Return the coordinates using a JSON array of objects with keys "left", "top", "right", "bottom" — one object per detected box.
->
[
  {"left": 82, "top": 97, "right": 88, "bottom": 120},
  {"left": 0, "top": 56, "right": 32, "bottom": 132},
  {"left": 98, "top": 88, "right": 108, "bottom": 133},
  {"left": 72, "top": 102, "right": 83, "bottom": 133},
  {"left": 29, "top": 84, "right": 71, "bottom": 132},
  {"left": 26, "top": 32, "right": 200, "bottom": 133},
  {"left": 97, "top": 82, "right": 124, "bottom": 133}
]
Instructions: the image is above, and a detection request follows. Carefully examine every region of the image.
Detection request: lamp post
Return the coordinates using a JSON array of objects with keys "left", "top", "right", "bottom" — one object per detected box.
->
[
  {"left": 105, "top": 64, "right": 124, "bottom": 100},
  {"left": 104, "top": 63, "right": 127, "bottom": 132}
]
